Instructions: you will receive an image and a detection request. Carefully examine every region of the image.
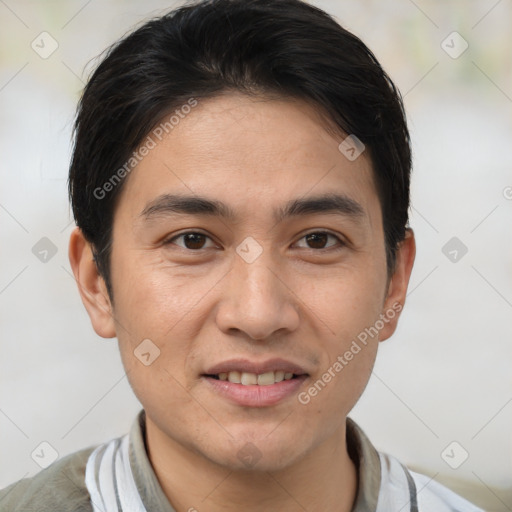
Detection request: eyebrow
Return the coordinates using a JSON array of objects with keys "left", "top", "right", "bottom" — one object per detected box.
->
[{"left": 140, "top": 192, "right": 366, "bottom": 224}]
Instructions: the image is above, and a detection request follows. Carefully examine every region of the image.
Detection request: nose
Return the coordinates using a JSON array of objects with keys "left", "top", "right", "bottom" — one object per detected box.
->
[{"left": 215, "top": 247, "right": 300, "bottom": 341}]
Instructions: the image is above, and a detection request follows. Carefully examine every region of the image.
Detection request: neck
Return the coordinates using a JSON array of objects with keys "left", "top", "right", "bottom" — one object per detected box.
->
[{"left": 145, "top": 419, "right": 358, "bottom": 512}]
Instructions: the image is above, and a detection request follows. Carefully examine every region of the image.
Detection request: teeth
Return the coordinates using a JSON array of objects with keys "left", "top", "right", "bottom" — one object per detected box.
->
[
  {"left": 227, "top": 371, "right": 241, "bottom": 383},
  {"left": 217, "top": 370, "right": 298, "bottom": 385},
  {"left": 274, "top": 370, "right": 285, "bottom": 382},
  {"left": 257, "top": 372, "right": 275, "bottom": 386},
  {"left": 241, "top": 372, "right": 258, "bottom": 385}
]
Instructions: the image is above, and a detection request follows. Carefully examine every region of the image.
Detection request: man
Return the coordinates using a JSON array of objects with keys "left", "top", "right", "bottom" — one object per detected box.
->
[{"left": 0, "top": 0, "right": 483, "bottom": 510}]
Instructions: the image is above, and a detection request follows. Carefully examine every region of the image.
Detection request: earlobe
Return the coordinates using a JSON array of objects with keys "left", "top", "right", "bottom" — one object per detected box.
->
[
  {"left": 379, "top": 228, "right": 416, "bottom": 342},
  {"left": 68, "top": 227, "right": 116, "bottom": 339}
]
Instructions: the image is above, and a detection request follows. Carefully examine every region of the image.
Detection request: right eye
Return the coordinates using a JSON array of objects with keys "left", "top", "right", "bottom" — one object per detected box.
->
[{"left": 163, "top": 231, "right": 217, "bottom": 251}]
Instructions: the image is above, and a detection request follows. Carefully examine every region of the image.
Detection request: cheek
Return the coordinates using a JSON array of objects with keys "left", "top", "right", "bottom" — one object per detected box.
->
[
  {"left": 111, "top": 250, "right": 217, "bottom": 339},
  {"left": 298, "top": 267, "right": 384, "bottom": 408},
  {"left": 308, "top": 264, "right": 386, "bottom": 343},
  {"left": 121, "top": 352, "right": 212, "bottom": 450},
  {"left": 111, "top": 256, "right": 225, "bottom": 407},
  {"left": 299, "top": 318, "right": 379, "bottom": 425}
]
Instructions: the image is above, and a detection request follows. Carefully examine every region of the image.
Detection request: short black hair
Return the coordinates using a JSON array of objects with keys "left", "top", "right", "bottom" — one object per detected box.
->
[{"left": 68, "top": 0, "right": 411, "bottom": 299}]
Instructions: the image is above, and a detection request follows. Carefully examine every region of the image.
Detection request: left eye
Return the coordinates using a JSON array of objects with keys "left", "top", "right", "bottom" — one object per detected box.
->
[
  {"left": 295, "top": 232, "right": 343, "bottom": 250},
  {"left": 166, "top": 232, "right": 216, "bottom": 250}
]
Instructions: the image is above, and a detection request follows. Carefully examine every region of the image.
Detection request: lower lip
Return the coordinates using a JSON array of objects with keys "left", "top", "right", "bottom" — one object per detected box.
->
[{"left": 203, "top": 375, "right": 308, "bottom": 407}]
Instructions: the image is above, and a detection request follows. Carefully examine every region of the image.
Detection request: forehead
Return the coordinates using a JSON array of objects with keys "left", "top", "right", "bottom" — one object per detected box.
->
[{"left": 116, "top": 93, "right": 380, "bottom": 225}]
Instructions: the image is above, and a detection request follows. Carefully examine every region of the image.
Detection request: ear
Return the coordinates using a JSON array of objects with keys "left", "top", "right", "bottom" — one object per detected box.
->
[
  {"left": 68, "top": 227, "right": 116, "bottom": 338},
  {"left": 379, "top": 228, "right": 416, "bottom": 342}
]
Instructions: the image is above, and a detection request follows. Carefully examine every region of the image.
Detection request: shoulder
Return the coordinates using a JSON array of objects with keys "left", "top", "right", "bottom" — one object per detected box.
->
[
  {"left": 376, "top": 450, "right": 485, "bottom": 511},
  {"left": 0, "top": 446, "right": 95, "bottom": 512},
  {"left": 410, "top": 470, "right": 485, "bottom": 512}
]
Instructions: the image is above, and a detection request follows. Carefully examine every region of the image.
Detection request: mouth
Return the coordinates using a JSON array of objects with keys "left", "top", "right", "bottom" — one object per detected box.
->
[
  {"left": 201, "top": 359, "right": 310, "bottom": 407},
  {"left": 205, "top": 370, "right": 302, "bottom": 385}
]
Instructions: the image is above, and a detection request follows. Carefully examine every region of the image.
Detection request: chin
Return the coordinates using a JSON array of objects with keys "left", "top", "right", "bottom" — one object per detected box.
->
[{"left": 201, "top": 433, "right": 309, "bottom": 473}]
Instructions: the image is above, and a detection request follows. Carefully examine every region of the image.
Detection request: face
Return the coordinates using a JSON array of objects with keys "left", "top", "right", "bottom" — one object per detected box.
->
[{"left": 72, "top": 92, "right": 414, "bottom": 472}]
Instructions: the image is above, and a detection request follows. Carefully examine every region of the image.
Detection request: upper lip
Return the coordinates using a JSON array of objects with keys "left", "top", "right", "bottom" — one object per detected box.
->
[{"left": 204, "top": 358, "right": 309, "bottom": 376}]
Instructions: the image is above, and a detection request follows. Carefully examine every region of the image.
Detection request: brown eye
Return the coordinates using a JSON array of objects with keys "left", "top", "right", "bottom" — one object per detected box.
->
[
  {"left": 306, "top": 232, "right": 328, "bottom": 249},
  {"left": 296, "top": 231, "right": 343, "bottom": 250},
  {"left": 182, "top": 233, "right": 207, "bottom": 249},
  {"left": 165, "top": 232, "right": 215, "bottom": 250}
]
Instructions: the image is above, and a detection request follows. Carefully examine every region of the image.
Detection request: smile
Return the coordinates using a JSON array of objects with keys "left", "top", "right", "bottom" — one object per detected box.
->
[
  {"left": 209, "top": 370, "right": 296, "bottom": 386},
  {"left": 202, "top": 358, "right": 310, "bottom": 407}
]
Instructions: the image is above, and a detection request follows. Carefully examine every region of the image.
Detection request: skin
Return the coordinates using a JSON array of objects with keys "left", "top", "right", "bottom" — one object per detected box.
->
[{"left": 69, "top": 92, "right": 415, "bottom": 512}]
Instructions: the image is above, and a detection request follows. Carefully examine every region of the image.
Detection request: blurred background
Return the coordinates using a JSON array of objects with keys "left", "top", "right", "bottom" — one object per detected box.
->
[{"left": 0, "top": 0, "right": 511, "bottom": 510}]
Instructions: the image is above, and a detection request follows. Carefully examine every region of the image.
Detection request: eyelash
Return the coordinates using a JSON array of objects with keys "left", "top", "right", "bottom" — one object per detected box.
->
[{"left": 163, "top": 230, "right": 346, "bottom": 252}]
